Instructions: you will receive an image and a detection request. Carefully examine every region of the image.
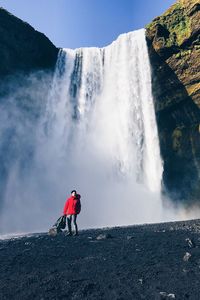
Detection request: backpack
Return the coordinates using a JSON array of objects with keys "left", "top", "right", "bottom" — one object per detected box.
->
[{"left": 53, "top": 215, "right": 66, "bottom": 231}]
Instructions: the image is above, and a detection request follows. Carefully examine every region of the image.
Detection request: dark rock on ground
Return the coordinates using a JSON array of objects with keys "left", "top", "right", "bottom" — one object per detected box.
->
[
  {"left": 185, "top": 237, "right": 196, "bottom": 248},
  {"left": 183, "top": 251, "right": 192, "bottom": 261},
  {"left": 159, "top": 292, "right": 176, "bottom": 299},
  {"left": 1, "top": 219, "right": 200, "bottom": 299},
  {"left": 146, "top": 0, "right": 200, "bottom": 202},
  {"left": 127, "top": 235, "right": 135, "bottom": 240},
  {"left": 96, "top": 233, "right": 113, "bottom": 240}
]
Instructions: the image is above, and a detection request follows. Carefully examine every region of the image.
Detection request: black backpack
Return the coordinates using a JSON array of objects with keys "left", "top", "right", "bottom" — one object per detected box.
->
[{"left": 53, "top": 215, "right": 66, "bottom": 232}]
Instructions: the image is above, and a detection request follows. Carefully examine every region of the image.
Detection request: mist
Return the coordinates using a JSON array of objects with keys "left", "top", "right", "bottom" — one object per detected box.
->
[{"left": 0, "top": 29, "right": 199, "bottom": 236}]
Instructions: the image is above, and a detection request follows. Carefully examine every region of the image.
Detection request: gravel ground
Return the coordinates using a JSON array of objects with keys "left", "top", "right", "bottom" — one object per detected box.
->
[{"left": 1, "top": 219, "right": 200, "bottom": 300}]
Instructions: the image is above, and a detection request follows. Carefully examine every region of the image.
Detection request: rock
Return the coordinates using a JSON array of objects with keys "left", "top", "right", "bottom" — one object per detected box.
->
[
  {"left": 22, "top": 248, "right": 31, "bottom": 253},
  {"left": 145, "top": 0, "right": 200, "bottom": 202},
  {"left": 138, "top": 278, "right": 143, "bottom": 284},
  {"left": 25, "top": 242, "right": 31, "bottom": 245},
  {"left": 182, "top": 268, "right": 189, "bottom": 273},
  {"left": 183, "top": 252, "right": 192, "bottom": 261},
  {"left": 185, "top": 238, "right": 196, "bottom": 248},
  {"left": 168, "top": 294, "right": 176, "bottom": 299},
  {"left": 48, "top": 228, "right": 57, "bottom": 237},
  {"left": 0, "top": 8, "right": 58, "bottom": 78},
  {"left": 127, "top": 235, "right": 135, "bottom": 240},
  {"left": 159, "top": 291, "right": 176, "bottom": 299},
  {"left": 96, "top": 233, "right": 113, "bottom": 240}
]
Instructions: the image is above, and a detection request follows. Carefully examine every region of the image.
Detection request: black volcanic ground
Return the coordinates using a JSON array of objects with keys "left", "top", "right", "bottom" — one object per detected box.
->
[{"left": 1, "top": 220, "right": 200, "bottom": 300}]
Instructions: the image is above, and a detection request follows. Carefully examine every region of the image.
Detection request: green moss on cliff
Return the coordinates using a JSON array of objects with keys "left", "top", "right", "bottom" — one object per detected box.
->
[
  {"left": 175, "top": 49, "right": 192, "bottom": 58},
  {"left": 167, "top": 14, "right": 191, "bottom": 46},
  {"left": 146, "top": 1, "right": 192, "bottom": 47},
  {"left": 146, "top": 0, "right": 200, "bottom": 202}
]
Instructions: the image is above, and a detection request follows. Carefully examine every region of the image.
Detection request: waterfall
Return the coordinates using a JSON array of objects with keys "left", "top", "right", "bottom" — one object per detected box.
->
[
  {"left": 39, "top": 28, "right": 164, "bottom": 227},
  {"left": 0, "top": 29, "right": 164, "bottom": 234},
  {"left": 45, "top": 28, "right": 163, "bottom": 191}
]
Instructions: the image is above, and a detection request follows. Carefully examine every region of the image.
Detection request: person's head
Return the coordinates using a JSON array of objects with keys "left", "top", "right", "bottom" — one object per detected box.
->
[{"left": 71, "top": 190, "right": 77, "bottom": 197}]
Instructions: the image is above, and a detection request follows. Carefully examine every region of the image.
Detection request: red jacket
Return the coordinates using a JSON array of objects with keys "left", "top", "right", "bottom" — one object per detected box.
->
[{"left": 63, "top": 194, "right": 81, "bottom": 215}]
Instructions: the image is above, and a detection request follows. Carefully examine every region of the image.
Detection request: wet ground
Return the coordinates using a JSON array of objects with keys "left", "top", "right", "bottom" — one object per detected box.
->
[{"left": 1, "top": 219, "right": 200, "bottom": 299}]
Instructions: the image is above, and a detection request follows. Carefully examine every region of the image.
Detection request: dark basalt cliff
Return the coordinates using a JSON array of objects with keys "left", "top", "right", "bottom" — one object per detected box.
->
[
  {"left": 0, "top": 8, "right": 58, "bottom": 77},
  {"left": 146, "top": 0, "right": 200, "bottom": 202}
]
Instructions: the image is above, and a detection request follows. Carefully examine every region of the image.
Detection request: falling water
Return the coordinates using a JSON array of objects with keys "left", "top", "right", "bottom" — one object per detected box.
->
[
  {"left": 39, "top": 28, "right": 163, "bottom": 227},
  {"left": 0, "top": 29, "right": 164, "bottom": 234},
  {"left": 45, "top": 29, "right": 163, "bottom": 190}
]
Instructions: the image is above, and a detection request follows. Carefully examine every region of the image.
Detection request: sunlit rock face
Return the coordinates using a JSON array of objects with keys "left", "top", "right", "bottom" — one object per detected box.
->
[{"left": 146, "top": 0, "right": 200, "bottom": 203}]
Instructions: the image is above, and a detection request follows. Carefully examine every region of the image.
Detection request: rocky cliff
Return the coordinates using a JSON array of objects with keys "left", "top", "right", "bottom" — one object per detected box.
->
[
  {"left": 0, "top": 8, "right": 58, "bottom": 77},
  {"left": 146, "top": 0, "right": 200, "bottom": 202}
]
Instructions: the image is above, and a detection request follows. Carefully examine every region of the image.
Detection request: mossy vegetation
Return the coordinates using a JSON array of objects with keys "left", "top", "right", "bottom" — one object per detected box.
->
[
  {"left": 175, "top": 49, "right": 192, "bottom": 58},
  {"left": 146, "top": 0, "right": 192, "bottom": 47},
  {"left": 167, "top": 15, "right": 191, "bottom": 46},
  {"left": 146, "top": 0, "right": 200, "bottom": 202},
  {"left": 163, "top": 1, "right": 182, "bottom": 17}
]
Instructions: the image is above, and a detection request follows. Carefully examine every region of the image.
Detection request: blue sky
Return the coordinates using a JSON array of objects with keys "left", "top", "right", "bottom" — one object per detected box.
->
[{"left": 0, "top": 0, "right": 175, "bottom": 48}]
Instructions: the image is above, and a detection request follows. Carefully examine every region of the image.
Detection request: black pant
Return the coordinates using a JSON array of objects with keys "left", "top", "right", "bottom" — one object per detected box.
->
[{"left": 67, "top": 214, "right": 78, "bottom": 234}]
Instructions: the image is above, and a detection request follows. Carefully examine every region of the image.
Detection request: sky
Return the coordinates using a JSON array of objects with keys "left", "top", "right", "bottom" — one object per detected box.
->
[{"left": 0, "top": 0, "right": 175, "bottom": 49}]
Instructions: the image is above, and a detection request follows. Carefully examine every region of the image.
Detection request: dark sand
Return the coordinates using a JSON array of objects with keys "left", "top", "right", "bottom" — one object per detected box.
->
[{"left": 1, "top": 219, "right": 200, "bottom": 299}]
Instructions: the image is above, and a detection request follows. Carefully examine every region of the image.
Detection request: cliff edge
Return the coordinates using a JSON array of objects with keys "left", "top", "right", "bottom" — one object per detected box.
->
[{"left": 0, "top": 8, "right": 58, "bottom": 76}]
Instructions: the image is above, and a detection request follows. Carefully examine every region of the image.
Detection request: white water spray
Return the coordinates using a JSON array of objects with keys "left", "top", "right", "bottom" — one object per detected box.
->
[
  {"left": 46, "top": 29, "right": 163, "bottom": 190},
  {"left": 40, "top": 28, "right": 163, "bottom": 226},
  {"left": 0, "top": 29, "right": 166, "bottom": 233}
]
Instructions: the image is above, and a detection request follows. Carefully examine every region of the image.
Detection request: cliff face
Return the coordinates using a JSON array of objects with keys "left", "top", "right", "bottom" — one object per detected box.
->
[
  {"left": 0, "top": 8, "right": 58, "bottom": 77},
  {"left": 146, "top": 0, "right": 200, "bottom": 202}
]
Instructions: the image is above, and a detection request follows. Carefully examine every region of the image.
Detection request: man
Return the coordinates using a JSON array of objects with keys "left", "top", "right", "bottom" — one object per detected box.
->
[{"left": 63, "top": 190, "right": 81, "bottom": 236}]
